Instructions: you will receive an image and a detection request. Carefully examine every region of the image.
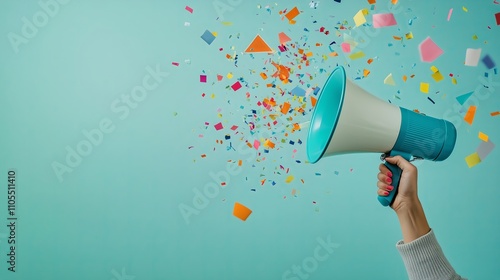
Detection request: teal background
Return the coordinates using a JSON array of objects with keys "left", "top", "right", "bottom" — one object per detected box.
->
[{"left": 0, "top": 0, "right": 499, "bottom": 279}]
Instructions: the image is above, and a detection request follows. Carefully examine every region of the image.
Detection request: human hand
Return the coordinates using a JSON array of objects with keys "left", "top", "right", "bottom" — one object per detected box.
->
[{"left": 377, "top": 156, "right": 419, "bottom": 213}]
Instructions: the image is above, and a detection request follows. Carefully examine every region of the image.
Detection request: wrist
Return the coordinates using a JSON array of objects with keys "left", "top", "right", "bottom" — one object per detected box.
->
[{"left": 394, "top": 198, "right": 431, "bottom": 243}]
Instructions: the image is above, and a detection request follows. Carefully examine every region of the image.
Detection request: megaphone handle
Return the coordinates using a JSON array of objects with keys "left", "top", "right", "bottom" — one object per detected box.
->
[{"left": 377, "top": 151, "right": 412, "bottom": 207}]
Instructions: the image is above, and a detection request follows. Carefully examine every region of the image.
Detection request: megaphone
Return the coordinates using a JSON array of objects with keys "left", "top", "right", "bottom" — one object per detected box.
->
[{"left": 307, "top": 66, "right": 457, "bottom": 206}]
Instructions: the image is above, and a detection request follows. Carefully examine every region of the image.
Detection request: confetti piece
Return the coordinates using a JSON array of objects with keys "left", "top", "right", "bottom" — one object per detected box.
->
[
  {"left": 231, "top": 81, "right": 242, "bottom": 91},
  {"left": 391, "top": 0, "right": 398, "bottom": 4},
  {"left": 405, "top": 32, "right": 413, "bottom": 39},
  {"left": 341, "top": 42, "right": 351, "bottom": 53},
  {"left": 368, "top": 0, "right": 376, "bottom": 4},
  {"left": 185, "top": 6, "right": 193, "bottom": 13},
  {"left": 491, "top": 111, "right": 500, "bottom": 116},
  {"left": 496, "top": 13, "right": 500, "bottom": 25},
  {"left": 447, "top": 8, "right": 453, "bottom": 21},
  {"left": 418, "top": 37, "right": 443, "bottom": 63},
  {"left": 384, "top": 73, "right": 396, "bottom": 85},
  {"left": 233, "top": 202, "right": 252, "bottom": 221},
  {"left": 278, "top": 32, "right": 291, "bottom": 45},
  {"left": 465, "top": 152, "right": 481, "bottom": 168},
  {"left": 477, "top": 139, "right": 495, "bottom": 160},
  {"left": 462, "top": 6, "right": 468, "bottom": 12},
  {"left": 285, "top": 7, "right": 300, "bottom": 21},
  {"left": 349, "top": 51, "right": 365, "bottom": 60},
  {"left": 291, "top": 86, "right": 306, "bottom": 96},
  {"left": 456, "top": 91, "right": 473, "bottom": 105},
  {"left": 478, "top": 132, "right": 489, "bottom": 142},
  {"left": 200, "top": 75, "right": 207, "bottom": 83},
  {"left": 464, "top": 105, "right": 477, "bottom": 125},
  {"left": 245, "top": 35, "right": 273, "bottom": 53},
  {"left": 253, "top": 139, "right": 260, "bottom": 149},
  {"left": 310, "top": 96, "right": 317, "bottom": 107},
  {"left": 431, "top": 71, "right": 444, "bottom": 82},
  {"left": 420, "top": 82, "right": 429, "bottom": 93},
  {"left": 217, "top": 74, "right": 223, "bottom": 81},
  {"left": 201, "top": 30, "right": 216, "bottom": 45},
  {"left": 285, "top": 175, "right": 294, "bottom": 183},
  {"left": 465, "top": 48, "right": 482, "bottom": 66},
  {"left": 353, "top": 10, "right": 367, "bottom": 26},
  {"left": 482, "top": 55, "right": 496, "bottom": 69},
  {"left": 372, "top": 13, "right": 397, "bottom": 28},
  {"left": 427, "top": 97, "right": 435, "bottom": 104},
  {"left": 281, "top": 102, "right": 291, "bottom": 114},
  {"left": 214, "top": 122, "right": 224, "bottom": 130},
  {"left": 172, "top": 62, "right": 179, "bottom": 66}
]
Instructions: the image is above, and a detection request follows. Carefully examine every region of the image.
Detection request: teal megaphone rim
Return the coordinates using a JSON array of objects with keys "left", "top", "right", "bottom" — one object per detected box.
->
[{"left": 307, "top": 66, "right": 346, "bottom": 163}]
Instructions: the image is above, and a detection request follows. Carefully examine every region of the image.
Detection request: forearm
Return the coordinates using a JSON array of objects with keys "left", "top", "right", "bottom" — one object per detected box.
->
[{"left": 395, "top": 199, "right": 431, "bottom": 244}]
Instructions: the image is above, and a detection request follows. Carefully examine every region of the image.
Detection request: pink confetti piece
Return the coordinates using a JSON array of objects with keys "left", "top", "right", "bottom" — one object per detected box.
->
[
  {"left": 341, "top": 42, "right": 351, "bottom": 53},
  {"left": 418, "top": 37, "right": 443, "bottom": 63},
  {"left": 200, "top": 75, "right": 207, "bottom": 83},
  {"left": 231, "top": 81, "right": 242, "bottom": 91},
  {"left": 372, "top": 13, "right": 397, "bottom": 28},
  {"left": 214, "top": 122, "right": 224, "bottom": 130},
  {"left": 172, "top": 62, "right": 179, "bottom": 66},
  {"left": 185, "top": 6, "right": 193, "bottom": 13},
  {"left": 447, "top": 8, "right": 453, "bottom": 21},
  {"left": 253, "top": 139, "right": 260, "bottom": 150},
  {"left": 217, "top": 74, "right": 223, "bottom": 81}
]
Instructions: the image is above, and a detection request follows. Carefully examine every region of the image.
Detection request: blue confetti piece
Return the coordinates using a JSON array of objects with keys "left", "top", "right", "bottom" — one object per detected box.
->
[
  {"left": 482, "top": 55, "right": 495, "bottom": 69},
  {"left": 427, "top": 97, "right": 435, "bottom": 104},
  {"left": 291, "top": 86, "right": 306, "bottom": 96},
  {"left": 201, "top": 30, "right": 216, "bottom": 45}
]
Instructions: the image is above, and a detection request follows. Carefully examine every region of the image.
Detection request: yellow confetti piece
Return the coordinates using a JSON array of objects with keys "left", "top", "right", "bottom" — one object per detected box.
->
[
  {"left": 362, "top": 8, "right": 369, "bottom": 15},
  {"left": 478, "top": 132, "right": 489, "bottom": 142},
  {"left": 285, "top": 175, "right": 294, "bottom": 183},
  {"left": 212, "top": 31, "right": 218, "bottom": 37},
  {"left": 211, "top": 93, "right": 216, "bottom": 98},
  {"left": 472, "top": 34, "right": 478, "bottom": 40},
  {"left": 227, "top": 72, "right": 233, "bottom": 79},
  {"left": 348, "top": 51, "right": 365, "bottom": 60},
  {"left": 221, "top": 21, "right": 233, "bottom": 26},
  {"left": 353, "top": 10, "right": 367, "bottom": 26},
  {"left": 405, "top": 32, "right": 413, "bottom": 39},
  {"left": 420, "top": 82, "right": 430, "bottom": 93},
  {"left": 430, "top": 65, "right": 439, "bottom": 73},
  {"left": 384, "top": 73, "right": 396, "bottom": 85},
  {"left": 451, "top": 77, "right": 457, "bottom": 84},
  {"left": 431, "top": 71, "right": 444, "bottom": 82},
  {"left": 465, "top": 152, "right": 481, "bottom": 168},
  {"left": 462, "top": 6, "right": 468, "bottom": 12}
]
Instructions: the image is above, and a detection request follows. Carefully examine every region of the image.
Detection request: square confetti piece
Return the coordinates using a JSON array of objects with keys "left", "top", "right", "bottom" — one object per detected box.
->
[
  {"left": 201, "top": 30, "right": 216, "bottom": 45},
  {"left": 231, "top": 81, "right": 242, "bottom": 91},
  {"left": 420, "top": 82, "right": 429, "bottom": 93},
  {"left": 465, "top": 152, "right": 481, "bottom": 168},
  {"left": 214, "top": 122, "right": 223, "bottom": 130},
  {"left": 419, "top": 37, "right": 443, "bottom": 63},
  {"left": 372, "top": 13, "right": 397, "bottom": 28},
  {"left": 482, "top": 55, "right": 496, "bottom": 69},
  {"left": 200, "top": 75, "right": 207, "bottom": 83}
]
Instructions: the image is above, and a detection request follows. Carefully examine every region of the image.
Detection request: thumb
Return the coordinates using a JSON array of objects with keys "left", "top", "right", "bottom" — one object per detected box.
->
[{"left": 385, "top": 155, "right": 413, "bottom": 171}]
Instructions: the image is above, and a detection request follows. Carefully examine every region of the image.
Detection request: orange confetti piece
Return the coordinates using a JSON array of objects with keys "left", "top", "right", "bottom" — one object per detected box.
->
[
  {"left": 238, "top": 159, "right": 243, "bottom": 166},
  {"left": 201, "top": 154, "right": 206, "bottom": 158},
  {"left": 367, "top": 58, "right": 374, "bottom": 64},
  {"left": 490, "top": 111, "right": 500, "bottom": 116},
  {"left": 363, "top": 69, "right": 370, "bottom": 77},
  {"left": 402, "top": 75, "right": 407, "bottom": 82},
  {"left": 367, "top": 0, "right": 376, "bottom": 3},
  {"left": 244, "top": 35, "right": 273, "bottom": 53},
  {"left": 281, "top": 102, "right": 291, "bottom": 114},
  {"left": 260, "top": 72, "right": 268, "bottom": 80},
  {"left": 329, "top": 52, "right": 338, "bottom": 57},
  {"left": 264, "top": 139, "right": 276, "bottom": 149},
  {"left": 310, "top": 96, "right": 317, "bottom": 107},
  {"left": 233, "top": 202, "right": 252, "bottom": 221},
  {"left": 285, "top": 7, "right": 300, "bottom": 21},
  {"left": 464, "top": 105, "right": 477, "bottom": 125},
  {"left": 391, "top": 0, "right": 398, "bottom": 4}
]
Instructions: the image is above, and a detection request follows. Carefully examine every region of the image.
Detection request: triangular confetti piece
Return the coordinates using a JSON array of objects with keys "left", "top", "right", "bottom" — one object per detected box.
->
[
  {"left": 244, "top": 35, "right": 273, "bottom": 53},
  {"left": 384, "top": 73, "right": 396, "bottom": 85},
  {"left": 456, "top": 91, "right": 473, "bottom": 105},
  {"left": 233, "top": 202, "right": 252, "bottom": 221},
  {"left": 278, "top": 32, "right": 291, "bottom": 45}
]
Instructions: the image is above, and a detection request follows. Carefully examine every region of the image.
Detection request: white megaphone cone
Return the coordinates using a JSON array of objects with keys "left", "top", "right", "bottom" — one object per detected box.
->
[{"left": 307, "top": 66, "right": 457, "bottom": 206}]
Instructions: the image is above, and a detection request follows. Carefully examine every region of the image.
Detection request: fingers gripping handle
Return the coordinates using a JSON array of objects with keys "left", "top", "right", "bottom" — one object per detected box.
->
[{"left": 377, "top": 151, "right": 412, "bottom": 207}]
